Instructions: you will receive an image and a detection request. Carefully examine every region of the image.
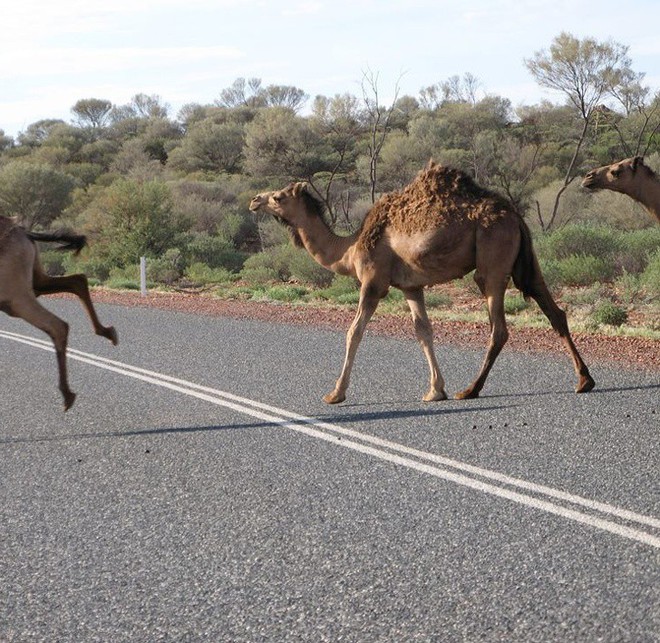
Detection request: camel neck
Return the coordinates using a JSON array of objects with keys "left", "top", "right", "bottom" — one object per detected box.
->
[
  {"left": 297, "top": 216, "right": 358, "bottom": 275},
  {"left": 635, "top": 176, "right": 660, "bottom": 222}
]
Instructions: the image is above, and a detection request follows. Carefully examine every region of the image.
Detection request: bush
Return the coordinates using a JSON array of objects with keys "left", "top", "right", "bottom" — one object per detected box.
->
[
  {"left": 615, "top": 272, "right": 643, "bottom": 305},
  {"left": 239, "top": 244, "right": 311, "bottom": 284},
  {"left": 504, "top": 293, "right": 530, "bottom": 315},
  {"left": 184, "top": 262, "right": 233, "bottom": 285},
  {"left": 312, "top": 275, "right": 360, "bottom": 304},
  {"left": 641, "top": 250, "right": 660, "bottom": 297},
  {"left": 39, "top": 249, "right": 68, "bottom": 276},
  {"left": 536, "top": 224, "right": 622, "bottom": 261},
  {"left": 62, "top": 252, "right": 115, "bottom": 282},
  {"left": 147, "top": 248, "right": 185, "bottom": 285},
  {"left": 264, "top": 285, "right": 309, "bottom": 302},
  {"left": 591, "top": 301, "right": 628, "bottom": 327},
  {"left": 554, "top": 255, "right": 615, "bottom": 286},
  {"left": 186, "top": 232, "right": 247, "bottom": 272},
  {"left": 287, "top": 250, "right": 333, "bottom": 287},
  {"left": 616, "top": 228, "right": 660, "bottom": 274},
  {"left": 425, "top": 290, "right": 452, "bottom": 308}
]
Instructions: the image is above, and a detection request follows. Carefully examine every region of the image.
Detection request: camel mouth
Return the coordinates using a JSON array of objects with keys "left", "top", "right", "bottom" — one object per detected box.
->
[{"left": 581, "top": 177, "right": 598, "bottom": 190}]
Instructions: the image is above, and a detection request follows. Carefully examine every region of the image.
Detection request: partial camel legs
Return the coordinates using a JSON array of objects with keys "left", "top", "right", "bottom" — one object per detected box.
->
[
  {"left": 403, "top": 288, "right": 447, "bottom": 401},
  {"left": 528, "top": 279, "right": 595, "bottom": 393},
  {"left": 455, "top": 273, "right": 509, "bottom": 400},
  {"left": 9, "top": 294, "right": 76, "bottom": 410},
  {"left": 33, "top": 270, "right": 118, "bottom": 345},
  {"left": 323, "top": 283, "right": 381, "bottom": 404}
]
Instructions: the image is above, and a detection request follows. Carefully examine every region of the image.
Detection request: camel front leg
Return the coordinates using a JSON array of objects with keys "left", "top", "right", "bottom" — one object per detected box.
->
[
  {"left": 33, "top": 271, "right": 118, "bottom": 345},
  {"left": 403, "top": 288, "right": 447, "bottom": 401},
  {"left": 9, "top": 294, "right": 76, "bottom": 410},
  {"left": 323, "top": 284, "right": 381, "bottom": 404}
]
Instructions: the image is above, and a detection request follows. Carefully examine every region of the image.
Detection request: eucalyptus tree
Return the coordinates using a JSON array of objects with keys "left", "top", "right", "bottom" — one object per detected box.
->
[
  {"left": 0, "top": 161, "right": 74, "bottom": 229},
  {"left": 525, "top": 32, "right": 637, "bottom": 229}
]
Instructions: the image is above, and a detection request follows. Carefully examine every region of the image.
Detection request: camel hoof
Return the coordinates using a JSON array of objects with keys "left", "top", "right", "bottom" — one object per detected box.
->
[
  {"left": 423, "top": 390, "right": 448, "bottom": 402},
  {"left": 454, "top": 388, "right": 479, "bottom": 400},
  {"left": 63, "top": 391, "right": 76, "bottom": 411},
  {"left": 105, "top": 326, "right": 119, "bottom": 346},
  {"left": 576, "top": 375, "right": 595, "bottom": 393},
  {"left": 323, "top": 391, "right": 346, "bottom": 404}
]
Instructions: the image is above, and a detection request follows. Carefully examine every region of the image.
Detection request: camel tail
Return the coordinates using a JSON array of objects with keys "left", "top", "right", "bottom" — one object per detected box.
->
[
  {"left": 511, "top": 217, "right": 539, "bottom": 300},
  {"left": 27, "top": 230, "right": 87, "bottom": 255}
]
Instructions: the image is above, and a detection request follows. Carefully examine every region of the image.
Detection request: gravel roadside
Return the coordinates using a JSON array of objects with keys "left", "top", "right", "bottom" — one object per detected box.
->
[{"left": 53, "top": 289, "right": 660, "bottom": 373}]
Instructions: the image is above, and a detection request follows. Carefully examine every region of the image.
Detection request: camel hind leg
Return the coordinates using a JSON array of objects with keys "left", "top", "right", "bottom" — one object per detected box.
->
[
  {"left": 8, "top": 293, "right": 76, "bottom": 410},
  {"left": 527, "top": 278, "right": 595, "bottom": 393},
  {"left": 33, "top": 263, "right": 118, "bottom": 345},
  {"left": 403, "top": 288, "right": 447, "bottom": 401},
  {"left": 455, "top": 271, "right": 509, "bottom": 400}
]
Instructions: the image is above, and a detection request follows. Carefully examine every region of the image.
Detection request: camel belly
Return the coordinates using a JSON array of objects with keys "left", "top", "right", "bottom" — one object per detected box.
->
[{"left": 386, "top": 230, "right": 476, "bottom": 288}]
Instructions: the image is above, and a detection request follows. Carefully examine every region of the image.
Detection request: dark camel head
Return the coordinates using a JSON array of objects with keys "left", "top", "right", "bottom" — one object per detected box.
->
[{"left": 582, "top": 156, "right": 646, "bottom": 194}]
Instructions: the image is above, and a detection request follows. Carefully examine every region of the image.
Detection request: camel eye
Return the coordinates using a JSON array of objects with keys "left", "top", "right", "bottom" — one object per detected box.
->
[
  {"left": 273, "top": 194, "right": 284, "bottom": 202},
  {"left": 611, "top": 168, "right": 622, "bottom": 178}
]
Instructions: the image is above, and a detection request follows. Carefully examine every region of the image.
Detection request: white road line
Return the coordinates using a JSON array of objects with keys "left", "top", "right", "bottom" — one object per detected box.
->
[{"left": 2, "top": 329, "right": 659, "bottom": 549}]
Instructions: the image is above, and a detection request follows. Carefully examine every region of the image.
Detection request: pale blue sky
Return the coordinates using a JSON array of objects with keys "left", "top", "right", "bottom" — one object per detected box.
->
[{"left": 2, "top": 0, "right": 659, "bottom": 137}]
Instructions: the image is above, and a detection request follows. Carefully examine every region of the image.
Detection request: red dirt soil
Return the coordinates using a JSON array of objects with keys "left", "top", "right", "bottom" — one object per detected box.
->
[{"left": 61, "top": 289, "right": 660, "bottom": 372}]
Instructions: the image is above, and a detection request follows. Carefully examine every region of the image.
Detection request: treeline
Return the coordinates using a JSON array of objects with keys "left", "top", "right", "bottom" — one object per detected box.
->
[{"left": 0, "top": 32, "right": 659, "bottom": 289}]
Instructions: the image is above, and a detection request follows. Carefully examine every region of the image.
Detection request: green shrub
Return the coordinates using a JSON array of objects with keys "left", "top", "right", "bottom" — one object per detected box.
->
[
  {"left": 641, "top": 250, "right": 660, "bottom": 297},
  {"left": 147, "top": 249, "right": 184, "bottom": 285},
  {"left": 186, "top": 232, "right": 246, "bottom": 272},
  {"left": 39, "top": 250, "right": 67, "bottom": 276},
  {"left": 537, "top": 258, "right": 562, "bottom": 290},
  {"left": 62, "top": 252, "right": 114, "bottom": 282},
  {"left": 239, "top": 245, "right": 300, "bottom": 284},
  {"left": 504, "top": 293, "right": 530, "bottom": 315},
  {"left": 287, "top": 250, "right": 334, "bottom": 287},
  {"left": 184, "top": 262, "right": 233, "bottom": 285},
  {"left": 616, "top": 228, "right": 660, "bottom": 274},
  {"left": 312, "top": 275, "right": 360, "bottom": 304},
  {"left": 615, "top": 272, "right": 643, "bottom": 305},
  {"left": 591, "top": 301, "right": 628, "bottom": 327},
  {"left": 536, "top": 224, "right": 621, "bottom": 261},
  {"left": 561, "top": 282, "right": 607, "bottom": 307},
  {"left": 264, "top": 285, "right": 308, "bottom": 302},
  {"left": 555, "top": 255, "right": 614, "bottom": 286},
  {"left": 425, "top": 290, "right": 453, "bottom": 308}
]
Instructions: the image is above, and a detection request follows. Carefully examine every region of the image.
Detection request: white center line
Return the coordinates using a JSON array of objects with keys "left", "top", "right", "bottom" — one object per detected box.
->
[{"left": 2, "top": 329, "right": 659, "bottom": 549}]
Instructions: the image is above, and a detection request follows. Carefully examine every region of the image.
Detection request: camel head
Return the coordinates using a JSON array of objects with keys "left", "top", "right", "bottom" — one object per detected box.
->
[
  {"left": 249, "top": 182, "right": 311, "bottom": 247},
  {"left": 582, "top": 156, "right": 646, "bottom": 195}
]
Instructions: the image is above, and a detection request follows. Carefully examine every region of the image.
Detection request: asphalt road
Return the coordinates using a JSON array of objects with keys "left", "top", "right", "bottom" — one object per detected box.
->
[{"left": 1, "top": 298, "right": 658, "bottom": 642}]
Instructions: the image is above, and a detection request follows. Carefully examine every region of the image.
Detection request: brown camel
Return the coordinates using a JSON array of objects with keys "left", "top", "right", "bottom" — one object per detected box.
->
[
  {"left": 0, "top": 217, "right": 118, "bottom": 410},
  {"left": 582, "top": 156, "right": 660, "bottom": 223},
  {"left": 250, "top": 162, "right": 594, "bottom": 404}
]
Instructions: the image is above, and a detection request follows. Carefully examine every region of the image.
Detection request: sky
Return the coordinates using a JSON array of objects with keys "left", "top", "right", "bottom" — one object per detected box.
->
[{"left": 2, "top": 0, "right": 660, "bottom": 138}]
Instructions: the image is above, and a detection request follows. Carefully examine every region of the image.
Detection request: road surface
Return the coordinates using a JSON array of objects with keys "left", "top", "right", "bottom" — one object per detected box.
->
[{"left": 1, "top": 299, "right": 658, "bottom": 641}]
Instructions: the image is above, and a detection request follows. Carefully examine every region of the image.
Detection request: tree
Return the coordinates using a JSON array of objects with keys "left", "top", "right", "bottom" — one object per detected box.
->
[
  {"left": 0, "top": 161, "right": 74, "bottom": 229},
  {"left": 361, "top": 70, "right": 401, "bottom": 202},
  {"left": 217, "top": 78, "right": 308, "bottom": 112},
  {"left": 243, "top": 107, "right": 328, "bottom": 180},
  {"left": 71, "top": 98, "right": 113, "bottom": 129},
  {"left": 17, "top": 119, "right": 66, "bottom": 147},
  {"left": 169, "top": 118, "right": 245, "bottom": 173},
  {"left": 92, "top": 179, "right": 188, "bottom": 267},
  {"left": 525, "top": 32, "right": 635, "bottom": 229}
]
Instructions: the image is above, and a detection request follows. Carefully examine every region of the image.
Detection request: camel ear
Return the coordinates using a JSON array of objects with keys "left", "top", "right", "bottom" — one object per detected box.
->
[
  {"left": 292, "top": 182, "right": 307, "bottom": 197},
  {"left": 632, "top": 156, "right": 644, "bottom": 172}
]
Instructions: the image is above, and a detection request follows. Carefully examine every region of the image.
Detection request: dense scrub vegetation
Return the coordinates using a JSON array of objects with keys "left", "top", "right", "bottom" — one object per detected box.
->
[{"left": 1, "top": 34, "right": 658, "bottom": 332}]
